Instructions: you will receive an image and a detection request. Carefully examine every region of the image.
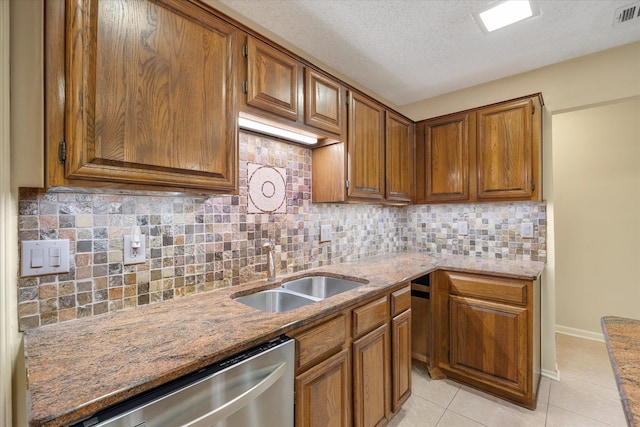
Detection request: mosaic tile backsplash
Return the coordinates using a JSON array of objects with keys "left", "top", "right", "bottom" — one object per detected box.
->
[{"left": 17, "top": 133, "right": 546, "bottom": 330}]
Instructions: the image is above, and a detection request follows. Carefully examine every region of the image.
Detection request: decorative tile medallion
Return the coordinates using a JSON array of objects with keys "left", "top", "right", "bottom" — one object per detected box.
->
[{"left": 247, "top": 163, "right": 286, "bottom": 214}]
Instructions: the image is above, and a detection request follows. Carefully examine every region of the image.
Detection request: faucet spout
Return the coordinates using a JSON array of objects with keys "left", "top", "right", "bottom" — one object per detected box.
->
[{"left": 262, "top": 242, "right": 276, "bottom": 282}]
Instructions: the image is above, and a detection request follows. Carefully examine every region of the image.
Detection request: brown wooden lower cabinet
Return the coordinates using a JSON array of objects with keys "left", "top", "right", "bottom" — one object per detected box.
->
[
  {"left": 431, "top": 270, "right": 541, "bottom": 409},
  {"left": 391, "top": 309, "right": 412, "bottom": 412},
  {"left": 295, "top": 348, "right": 351, "bottom": 427},
  {"left": 288, "top": 282, "right": 412, "bottom": 427},
  {"left": 353, "top": 323, "right": 391, "bottom": 427}
]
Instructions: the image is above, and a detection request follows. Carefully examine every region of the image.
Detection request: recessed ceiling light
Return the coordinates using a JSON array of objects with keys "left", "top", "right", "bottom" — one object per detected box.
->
[{"left": 476, "top": 0, "right": 540, "bottom": 33}]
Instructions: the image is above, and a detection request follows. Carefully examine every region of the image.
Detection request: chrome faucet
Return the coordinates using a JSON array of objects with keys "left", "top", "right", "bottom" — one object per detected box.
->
[{"left": 262, "top": 242, "right": 276, "bottom": 282}]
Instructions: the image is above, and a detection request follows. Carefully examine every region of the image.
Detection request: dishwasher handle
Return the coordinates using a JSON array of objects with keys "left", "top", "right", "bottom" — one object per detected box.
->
[{"left": 181, "top": 361, "right": 288, "bottom": 427}]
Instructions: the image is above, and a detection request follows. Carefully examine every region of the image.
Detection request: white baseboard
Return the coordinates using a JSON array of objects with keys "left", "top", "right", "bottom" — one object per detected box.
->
[
  {"left": 541, "top": 367, "right": 560, "bottom": 381},
  {"left": 555, "top": 325, "right": 604, "bottom": 342}
]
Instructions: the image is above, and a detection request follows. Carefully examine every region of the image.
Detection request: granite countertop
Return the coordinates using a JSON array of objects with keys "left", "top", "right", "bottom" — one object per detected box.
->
[
  {"left": 602, "top": 316, "right": 640, "bottom": 427},
  {"left": 24, "top": 251, "right": 544, "bottom": 427}
]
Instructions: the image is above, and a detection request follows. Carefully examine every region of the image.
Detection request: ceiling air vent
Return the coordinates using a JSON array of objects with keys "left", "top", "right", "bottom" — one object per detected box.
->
[{"left": 613, "top": 1, "right": 640, "bottom": 26}]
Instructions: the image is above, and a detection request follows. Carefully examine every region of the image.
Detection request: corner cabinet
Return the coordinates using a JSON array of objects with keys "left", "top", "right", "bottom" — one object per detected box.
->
[
  {"left": 312, "top": 91, "right": 414, "bottom": 204},
  {"left": 431, "top": 271, "right": 541, "bottom": 409},
  {"left": 416, "top": 94, "right": 542, "bottom": 204},
  {"left": 45, "top": 0, "right": 239, "bottom": 193}
]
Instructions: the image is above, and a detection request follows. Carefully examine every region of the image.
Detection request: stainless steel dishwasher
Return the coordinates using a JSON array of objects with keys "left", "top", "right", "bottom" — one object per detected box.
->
[{"left": 73, "top": 336, "right": 294, "bottom": 427}]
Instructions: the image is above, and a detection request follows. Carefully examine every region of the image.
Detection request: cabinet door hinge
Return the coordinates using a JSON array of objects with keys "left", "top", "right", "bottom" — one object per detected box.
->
[
  {"left": 58, "top": 140, "right": 66, "bottom": 163},
  {"left": 532, "top": 181, "right": 536, "bottom": 191},
  {"left": 345, "top": 90, "right": 349, "bottom": 106},
  {"left": 242, "top": 43, "right": 248, "bottom": 58},
  {"left": 345, "top": 180, "right": 350, "bottom": 189},
  {"left": 242, "top": 80, "right": 248, "bottom": 95},
  {"left": 532, "top": 104, "right": 535, "bottom": 114}
]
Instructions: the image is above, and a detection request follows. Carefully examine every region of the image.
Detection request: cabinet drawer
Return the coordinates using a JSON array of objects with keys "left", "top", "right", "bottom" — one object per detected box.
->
[
  {"left": 353, "top": 296, "right": 389, "bottom": 337},
  {"left": 391, "top": 286, "right": 411, "bottom": 316},
  {"left": 295, "top": 314, "right": 347, "bottom": 371},
  {"left": 448, "top": 273, "right": 527, "bottom": 305}
]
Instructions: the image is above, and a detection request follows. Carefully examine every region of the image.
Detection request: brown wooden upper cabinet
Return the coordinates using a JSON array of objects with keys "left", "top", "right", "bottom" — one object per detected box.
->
[
  {"left": 44, "top": 0, "right": 239, "bottom": 193},
  {"left": 241, "top": 36, "right": 346, "bottom": 142},
  {"left": 416, "top": 112, "right": 472, "bottom": 203},
  {"left": 416, "top": 94, "right": 542, "bottom": 204},
  {"left": 385, "top": 112, "right": 415, "bottom": 204},
  {"left": 305, "top": 68, "right": 345, "bottom": 135},
  {"left": 243, "top": 36, "right": 301, "bottom": 121},
  {"left": 347, "top": 91, "right": 386, "bottom": 201},
  {"left": 476, "top": 98, "right": 539, "bottom": 200}
]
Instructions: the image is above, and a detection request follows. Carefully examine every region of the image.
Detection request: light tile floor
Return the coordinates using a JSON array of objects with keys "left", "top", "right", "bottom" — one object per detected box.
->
[{"left": 388, "top": 334, "right": 628, "bottom": 427}]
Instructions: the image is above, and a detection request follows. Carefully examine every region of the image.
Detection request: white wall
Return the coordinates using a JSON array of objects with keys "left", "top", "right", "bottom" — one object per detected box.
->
[
  {"left": 1, "top": 2, "right": 15, "bottom": 425},
  {"left": 553, "top": 97, "right": 640, "bottom": 339},
  {"left": 6, "top": 0, "right": 42, "bottom": 425}
]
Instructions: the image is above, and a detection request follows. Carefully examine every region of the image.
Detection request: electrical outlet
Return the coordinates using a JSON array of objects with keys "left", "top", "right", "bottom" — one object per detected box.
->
[
  {"left": 378, "top": 222, "right": 385, "bottom": 236},
  {"left": 458, "top": 221, "right": 468, "bottom": 235},
  {"left": 320, "top": 224, "right": 332, "bottom": 242},
  {"left": 521, "top": 223, "right": 534, "bottom": 239},
  {"left": 124, "top": 234, "right": 146, "bottom": 265}
]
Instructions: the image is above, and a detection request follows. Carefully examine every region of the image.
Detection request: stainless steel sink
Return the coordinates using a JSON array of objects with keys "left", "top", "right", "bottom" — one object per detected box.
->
[
  {"left": 234, "top": 289, "right": 318, "bottom": 313},
  {"left": 281, "top": 276, "right": 363, "bottom": 299}
]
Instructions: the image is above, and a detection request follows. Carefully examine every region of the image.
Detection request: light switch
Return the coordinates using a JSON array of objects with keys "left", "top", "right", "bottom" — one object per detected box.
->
[
  {"left": 521, "top": 223, "right": 534, "bottom": 239},
  {"left": 21, "top": 240, "right": 70, "bottom": 277},
  {"left": 30, "top": 249, "right": 44, "bottom": 268},
  {"left": 49, "top": 247, "right": 61, "bottom": 267}
]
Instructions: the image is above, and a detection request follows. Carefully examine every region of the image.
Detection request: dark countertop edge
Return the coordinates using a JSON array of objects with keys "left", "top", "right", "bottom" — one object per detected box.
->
[
  {"left": 25, "top": 251, "right": 545, "bottom": 427},
  {"left": 602, "top": 316, "right": 638, "bottom": 427}
]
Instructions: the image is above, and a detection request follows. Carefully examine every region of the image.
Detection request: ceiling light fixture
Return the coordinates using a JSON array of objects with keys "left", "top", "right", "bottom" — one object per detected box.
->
[
  {"left": 238, "top": 117, "right": 318, "bottom": 145},
  {"left": 477, "top": 0, "right": 540, "bottom": 33}
]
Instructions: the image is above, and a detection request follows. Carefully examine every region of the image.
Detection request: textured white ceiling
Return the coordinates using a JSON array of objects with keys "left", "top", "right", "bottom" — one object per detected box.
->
[{"left": 213, "top": 0, "right": 640, "bottom": 106}]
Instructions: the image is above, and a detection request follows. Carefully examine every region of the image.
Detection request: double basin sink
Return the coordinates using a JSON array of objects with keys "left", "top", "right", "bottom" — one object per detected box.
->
[{"left": 234, "top": 275, "right": 365, "bottom": 312}]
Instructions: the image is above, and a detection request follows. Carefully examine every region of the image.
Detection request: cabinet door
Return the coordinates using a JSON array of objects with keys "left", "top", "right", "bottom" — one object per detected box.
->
[
  {"left": 476, "top": 98, "right": 536, "bottom": 200},
  {"left": 347, "top": 91, "right": 385, "bottom": 201},
  {"left": 58, "top": 0, "right": 238, "bottom": 192},
  {"left": 449, "top": 295, "right": 528, "bottom": 396},
  {"left": 419, "top": 113, "right": 471, "bottom": 203},
  {"left": 391, "top": 309, "right": 412, "bottom": 412},
  {"left": 245, "top": 36, "right": 300, "bottom": 121},
  {"left": 353, "top": 324, "right": 390, "bottom": 427},
  {"left": 305, "top": 69, "right": 344, "bottom": 135},
  {"left": 296, "top": 349, "right": 351, "bottom": 427},
  {"left": 385, "top": 112, "right": 414, "bottom": 203}
]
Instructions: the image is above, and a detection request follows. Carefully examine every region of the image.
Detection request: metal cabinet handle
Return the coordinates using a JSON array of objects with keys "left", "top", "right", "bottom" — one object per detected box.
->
[{"left": 180, "top": 362, "right": 288, "bottom": 427}]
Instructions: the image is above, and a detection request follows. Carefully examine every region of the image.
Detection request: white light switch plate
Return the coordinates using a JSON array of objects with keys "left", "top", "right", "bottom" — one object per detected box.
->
[
  {"left": 21, "top": 239, "right": 70, "bottom": 277},
  {"left": 320, "top": 225, "right": 332, "bottom": 242}
]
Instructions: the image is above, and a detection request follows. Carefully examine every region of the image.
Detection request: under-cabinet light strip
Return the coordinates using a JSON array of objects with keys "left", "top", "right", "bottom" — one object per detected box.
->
[{"left": 238, "top": 117, "right": 318, "bottom": 145}]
